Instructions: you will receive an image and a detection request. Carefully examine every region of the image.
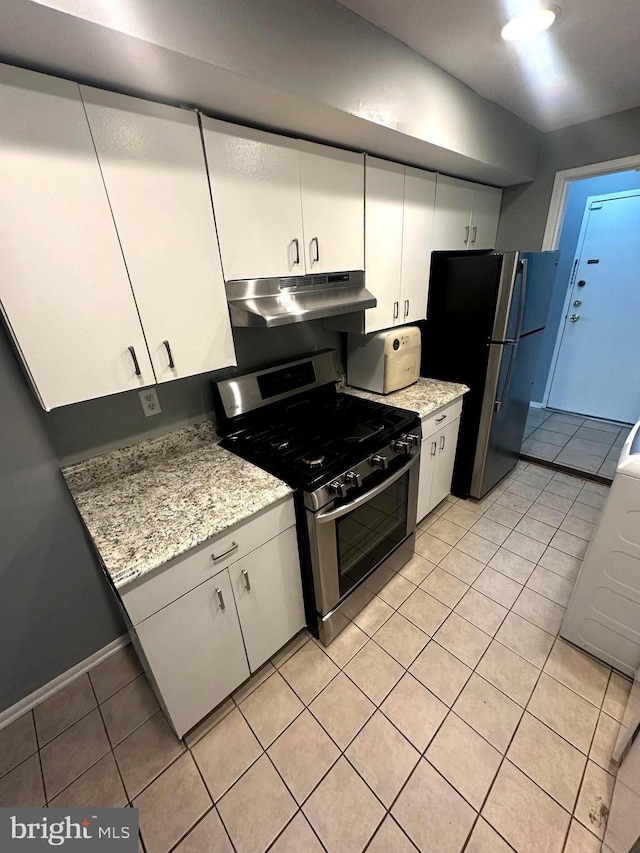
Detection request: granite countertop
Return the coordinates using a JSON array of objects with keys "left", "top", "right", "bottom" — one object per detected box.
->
[
  {"left": 62, "top": 422, "right": 293, "bottom": 590},
  {"left": 344, "top": 377, "right": 469, "bottom": 418}
]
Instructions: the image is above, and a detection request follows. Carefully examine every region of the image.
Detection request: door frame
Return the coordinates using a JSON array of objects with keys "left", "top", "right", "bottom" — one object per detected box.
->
[
  {"left": 542, "top": 154, "right": 640, "bottom": 252},
  {"left": 543, "top": 188, "right": 640, "bottom": 409}
]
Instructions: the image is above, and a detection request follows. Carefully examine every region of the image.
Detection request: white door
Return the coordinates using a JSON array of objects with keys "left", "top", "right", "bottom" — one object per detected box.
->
[
  {"left": 299, "top": 141, "right": 364, "bottom": 274},
  {"left": 431, "top": 419, "right": 460, "bottom": 508},
  {"left": 470, "top": 184, "right": 502, "bottom": 250},
  {"left": 136, "top": 570, "right": 249, "bottom": 737},
  {"left": 81, "top": 88, "right": 236, "bottom": 383},
  {"left": 0, "top": 65, "right": 154, "bottom": 410},
  {"left": 201, "top": 119, "right": 304, "bottom": 281},
  {"left": 400, "top": 166, "right": 436, "bottom": 323},
  {"left": 547, "top": 193, "right": 640, "bottom": 423},
  {"left": 431, "top": 175, "right": 473, "bottom": 251},
  {"left": 363, "top": 157, "right": 404, "bottom": 333},
  {"left": 229, "top": 527, "right": 305, "bottom": 672}
]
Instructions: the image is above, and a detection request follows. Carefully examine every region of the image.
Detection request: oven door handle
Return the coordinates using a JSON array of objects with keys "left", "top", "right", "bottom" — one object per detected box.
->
[{"left": 315, "top": 455, "right": 418, "bottom": 524}]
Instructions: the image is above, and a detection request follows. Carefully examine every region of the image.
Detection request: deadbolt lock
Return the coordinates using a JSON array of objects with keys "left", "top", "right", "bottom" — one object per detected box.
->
[{"left": 573, "top": 300, "right": 582, "bottom": 307}]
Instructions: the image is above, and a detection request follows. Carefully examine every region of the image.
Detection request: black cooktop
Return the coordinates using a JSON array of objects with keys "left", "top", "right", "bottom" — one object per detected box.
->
[{"left": 220, "top": 392, "right": 419, "bottom": 491}]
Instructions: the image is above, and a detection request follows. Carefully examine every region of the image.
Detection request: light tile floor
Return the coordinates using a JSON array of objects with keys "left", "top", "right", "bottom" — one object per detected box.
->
[
  {"left": 522, "top": 406, "right": 632, "bottom": 479},
  {"left": 0, "top": 463, "right": 631, "bottom": 852}
]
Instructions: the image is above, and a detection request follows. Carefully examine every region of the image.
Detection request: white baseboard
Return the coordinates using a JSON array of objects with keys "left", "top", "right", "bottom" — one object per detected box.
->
[
  {"left": 529, "top": 401, "right": 544, "bottom": 409},
  {"left": 0, "top": 634, "right": 130, "bottom": 730}
]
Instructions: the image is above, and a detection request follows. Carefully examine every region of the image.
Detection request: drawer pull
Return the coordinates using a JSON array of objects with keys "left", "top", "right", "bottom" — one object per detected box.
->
[
  {"left": 212, "top": 542, "right": 239, "bottom": 562},
  {"left": 242, "top": 569, "right": 251, "bottom": 591},
  {"left": 436, "top": 414, "right": 447, "bottom": 423},
  {"left": 431, "top": 441, "right": 437, "bottom": 456},
  {"left": 215, "top": 587, "right": 226, "bottom": 610}
]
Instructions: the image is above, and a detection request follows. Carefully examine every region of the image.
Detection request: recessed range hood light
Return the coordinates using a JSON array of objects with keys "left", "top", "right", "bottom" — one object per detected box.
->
[{"left": 501, "top": 6, "right": 558, "bottom": 41}]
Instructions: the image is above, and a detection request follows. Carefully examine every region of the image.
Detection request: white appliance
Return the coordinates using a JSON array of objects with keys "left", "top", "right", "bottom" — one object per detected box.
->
[
  {"left": 560, "top": 419, "right": 640, "bottom": 677},
  {"left": 604, "top": 666, "right": 640, "bottom": 851},
  {"left": 347, "top": 326, "right": 421, "bottom": 394}
]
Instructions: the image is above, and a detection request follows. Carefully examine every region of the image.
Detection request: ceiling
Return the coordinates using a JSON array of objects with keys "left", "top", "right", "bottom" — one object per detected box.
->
[{"left": 336, "top": 0, "right": 640, "bottom": 132}]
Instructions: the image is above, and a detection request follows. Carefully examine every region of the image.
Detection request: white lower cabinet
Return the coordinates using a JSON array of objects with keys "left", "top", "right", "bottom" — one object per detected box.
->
[
  {"left": 229, "top": 527, "right": 305, "bottom": 672},
  {"left": 135, "top": 570, "right": 249, "bottom": 738},
  {"left": 124, "top": 498, "right": 305, "bottom": 736},
  {"left": 417, "top": 401, "right": 462, "bottom": 521}
]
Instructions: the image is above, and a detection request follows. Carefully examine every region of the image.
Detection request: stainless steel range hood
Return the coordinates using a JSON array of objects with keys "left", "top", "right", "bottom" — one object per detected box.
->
[{"left": 225, "top": 271, "right": 375, "bottom": 327}]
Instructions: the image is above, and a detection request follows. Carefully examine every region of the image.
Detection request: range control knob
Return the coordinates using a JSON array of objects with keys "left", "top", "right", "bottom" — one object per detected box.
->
[
  {"left": 329, "top": 480, "right": 348, "bottom": 498},
  {"left": 345, "top": 470, "right": 362, "bottom": 488},
  {"left": 393, "top": 440, "right": 411, "bottom": 455},
  {"left": 371, "top": 454, "right": 389, "bottom": 471},
  {"left": 404, "top": 433, "right": 420, "bottom": 447}
]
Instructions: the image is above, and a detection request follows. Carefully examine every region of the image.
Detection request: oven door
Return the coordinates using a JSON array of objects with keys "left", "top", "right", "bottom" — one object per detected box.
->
[{"left": 307, "top": 453, "right": 419, "bottom": 621}]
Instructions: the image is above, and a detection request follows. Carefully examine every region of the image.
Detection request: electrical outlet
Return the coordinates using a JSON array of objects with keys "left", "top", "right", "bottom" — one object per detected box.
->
[{"left": 138, "top": 388, "right": 162, "bottom": 417}]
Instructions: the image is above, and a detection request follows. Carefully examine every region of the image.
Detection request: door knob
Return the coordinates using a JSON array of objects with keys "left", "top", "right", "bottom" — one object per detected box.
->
[
  {"left": 573, "top": 300, "right": 582, "bottom": 307},
  {"left": 570, "top": 314, "right": 580, "bottom": 322}
]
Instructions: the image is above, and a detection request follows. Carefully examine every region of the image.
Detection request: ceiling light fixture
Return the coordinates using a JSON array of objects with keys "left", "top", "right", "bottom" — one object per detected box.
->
[{"left": 501, "top": 6, "right": 558, "bottom": 41}]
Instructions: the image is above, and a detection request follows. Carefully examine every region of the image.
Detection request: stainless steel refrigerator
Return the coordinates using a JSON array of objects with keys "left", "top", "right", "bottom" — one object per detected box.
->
[{"left": 422, "top": 250, "right": 559, "bottom": 499}]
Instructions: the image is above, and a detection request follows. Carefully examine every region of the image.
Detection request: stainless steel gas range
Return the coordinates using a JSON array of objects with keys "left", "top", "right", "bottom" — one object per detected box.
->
[{"left": 212, "top": 349, "right": 421, "bottom": 644}]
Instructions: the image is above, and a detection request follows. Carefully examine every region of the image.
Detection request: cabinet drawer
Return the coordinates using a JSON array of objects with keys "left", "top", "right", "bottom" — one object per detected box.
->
[
  {"left": 422, "top": 398, "right": 463, "bottom": 439},
  {"left": 121, "top": 496, "right": 295, "bottom": 625}
]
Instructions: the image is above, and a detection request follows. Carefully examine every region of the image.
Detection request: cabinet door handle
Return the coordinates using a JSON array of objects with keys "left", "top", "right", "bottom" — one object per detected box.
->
[
  {"left": 311, "top": 236, "right": 320, "bottom": 264},
  {"left": 471, "top": 225, "right": 478, "bottom": 245},
  {"left": 436, "top": 414, "right": 447, "bottom": 423},
  {"left": 215, "top": 587, "right": 226, "bottom": 611},
  {"left": 404, "top": 299, "right": 409, "bottom": 318},
  {"left": 393, "top": 301, "right": 399, "bottom": 320},
  {"left": 464, "top": 225, "right": 470, "bottom": 245},
  {"left": 128, "top": 345, "right": 141, "bottom": 376},
  {"left": 163, "top": 339, "right": 175, "bottom": 369},
  {"left": 242, "top": 569, "right": 251, "bottom": 591},
  {"left": 431, "top": 441, "right": 437, "bottom": 456},
  {"left": 211, "top": 541, "right": 238, "bottom": 562},
  {"left": 440, "top": 435, "right": 446, "bottom": 450},
  {"left": 292, "top": 237, "right": 300, "bottom": 265}
]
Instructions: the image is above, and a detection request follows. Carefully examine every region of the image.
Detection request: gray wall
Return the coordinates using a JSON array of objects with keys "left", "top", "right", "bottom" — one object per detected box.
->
[
  {"left": 0, "top": 0, "right": 540, "bottom": 184},
  {"left": 0, "top": 319, "right": 341, "bottom": 711},
  {"left": 531, "top": 170, "right": 640, "bottom": 402},
  {"left": 496, "top": 106, "right": 640, "bottom": 252}
]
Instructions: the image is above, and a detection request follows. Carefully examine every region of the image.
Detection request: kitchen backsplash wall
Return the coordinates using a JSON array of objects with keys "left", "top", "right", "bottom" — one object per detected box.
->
[{"left": 0, "top": 317, "right": 342, "bottom": 712}]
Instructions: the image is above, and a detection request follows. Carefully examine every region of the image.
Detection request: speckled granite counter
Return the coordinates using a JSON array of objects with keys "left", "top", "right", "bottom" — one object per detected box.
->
[
  {"left": 62, "top": 422, "right": 292, "bottom": 590},
  {"left": 344, "top": 377, "right": 469, "bottom": 418}
]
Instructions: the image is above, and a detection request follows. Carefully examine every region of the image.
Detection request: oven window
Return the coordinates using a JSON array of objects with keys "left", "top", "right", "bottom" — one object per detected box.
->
[{"left": 336, "top": 471, "right": 410, "bottom": 596}]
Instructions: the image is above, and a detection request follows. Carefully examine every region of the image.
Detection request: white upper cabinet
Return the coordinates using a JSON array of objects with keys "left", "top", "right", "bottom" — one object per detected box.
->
[
  {"left": 80, "top": 88, "right": 236, "bottom": 382},
  {"left": 470, "top": 182, "right": 503, "bottom": 251},
  {"left": 0, "top": 65, "right": 154, "bottom": 409},
  {"left": 201, "top": 119, "right": 305, "bottom": 281},
  {"left": 362, "top": 157, "right": 436, "bottom": 334},
  {"left": 363, "top": 157, "right": 405, "bottom": 333},
  {"left": 298, "top": 140, "right": 364, "bottom": 274},
  {"left": 431, "top": 175, "right": 475, "bottom": 251},
  {"left": 400, "top": 166, "right": 437, "bottom": 323},
  {"left": 432, "top": 174, "right": 502, "bottom": 251},
  {"left": 202, "top": 123, "right": 365, "bottom": 280}
]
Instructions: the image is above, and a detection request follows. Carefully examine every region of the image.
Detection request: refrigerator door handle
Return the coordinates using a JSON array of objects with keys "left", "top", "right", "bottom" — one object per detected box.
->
[
  {"left": 494, "top": 341, "right": 518, "bottom": 412},
  {"left": 513, "top": 258, "right": 529, "bottom": 341}
]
